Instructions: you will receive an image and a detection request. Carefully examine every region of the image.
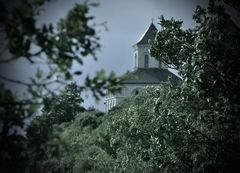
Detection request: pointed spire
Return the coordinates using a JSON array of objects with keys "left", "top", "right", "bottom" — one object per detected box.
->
[{"left": 136, "top": 22, "right": 157, "bottom": 45}]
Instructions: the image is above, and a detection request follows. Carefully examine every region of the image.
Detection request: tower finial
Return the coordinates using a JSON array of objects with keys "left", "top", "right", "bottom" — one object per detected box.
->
[{"left": 151, "top": 18, "right": 154, "bottom": 24}]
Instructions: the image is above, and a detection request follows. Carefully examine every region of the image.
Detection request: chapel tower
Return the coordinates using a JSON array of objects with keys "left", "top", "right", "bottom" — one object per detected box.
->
[
  {"left": 104, "top": 22, "right": 180, "bottom": 112},
  {"left": 132, "top": 23, "right": 167, "bottom": 70}
]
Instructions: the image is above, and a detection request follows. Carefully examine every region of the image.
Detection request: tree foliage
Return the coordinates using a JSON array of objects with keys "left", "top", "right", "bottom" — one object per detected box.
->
[
  {"left": 42, "top": 83, "right": 85, "bottom": 124},
  {"left": 101, "top": 1, "right": 240, "bottom": 172},
  {"left": 70, "top": 1, "right": 240, "bottom": 172},
  {"left": 26, "top": 83, "right": 84, "bottom": 172},
  {"left": 0, "top": 1, "right": 121, "bottom": 172},
  {"left": 0, "top": 0, "right": 121, "bottom": 98},
  {"left": 105, "top": 81, "right": 240, "bottom": 172},
  {"left": 26, "top": 92, "right": 110, "bottom": 173},
  {"left": 151, "top": 1, "right": 240, "bottom": 108},
  {"left": 0, "top": 84, "right": 28, "bottom": 173}
]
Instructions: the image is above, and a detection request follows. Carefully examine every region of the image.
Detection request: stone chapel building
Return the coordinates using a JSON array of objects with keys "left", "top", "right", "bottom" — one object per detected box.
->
[{"left": 104, "top": 23, "right": 180, "bottom": 112}]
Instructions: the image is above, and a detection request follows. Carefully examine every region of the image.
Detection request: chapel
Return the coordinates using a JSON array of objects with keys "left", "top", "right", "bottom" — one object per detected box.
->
[{"left": 104, "top": 22, "right": 180, "bottom": 112}]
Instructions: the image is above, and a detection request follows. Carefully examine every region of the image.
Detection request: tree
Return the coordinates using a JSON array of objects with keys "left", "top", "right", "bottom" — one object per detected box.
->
[
  {"left": 42, "top": 83, "right": 85, "bottom": 124},
  {"left": 150, "top": 0, "right": 240, "bottom": 172},
  {"left": 26, "top": 97, "right": 110, "bottom": 173},
  {"left": 150, "top": 0, "right": 240, "bottom": 110},
  {"left": 0, "top": 84, "right": 28, "bottom": 173},
  {"left": 26, "top": 83, "right": 84, "bottom": 173},
  {"left": 90, "top": 1, "right": 240, "bottom": 172},
  {"left": 0, "top": 0, "right": 121, "bottom": 99},
  {"left": 0, "top": 0, "right": 121, "bottom": 172}
]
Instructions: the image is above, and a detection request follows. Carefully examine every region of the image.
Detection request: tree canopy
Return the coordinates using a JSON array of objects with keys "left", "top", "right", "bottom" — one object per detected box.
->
[{"left": 0, "top": 0, "right": 121, "bottom": 172}]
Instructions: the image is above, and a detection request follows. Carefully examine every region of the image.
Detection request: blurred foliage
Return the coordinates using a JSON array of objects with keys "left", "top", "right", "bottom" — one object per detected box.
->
[
  {"left": 0, "top": 0, "right": 121, "bottom": 98},
  {"left": 85, "top": 70, "right": 122, "bottom": 100},
  {"left": 26, "top": 96, "right": 111, "bottom": 173},
  {"left": 0, "top": 84, "right": 28, "bottom": 173},
  {"left": 26, "top": 83, "right": 85, "bottom": 173},
  {"left": 42, "top": 83, "right": 85, "bottom": 124},
  {"left": 0, "top": 0, "right": 121, "bottom": 172}
]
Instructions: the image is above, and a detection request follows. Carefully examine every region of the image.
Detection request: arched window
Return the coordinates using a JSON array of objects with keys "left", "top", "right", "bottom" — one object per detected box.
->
[
  {"left": 135, "top": 54, "right": 137, "bottom": 67},
  {"left": 144, "top": 55, "right": 149, "bottom": 68},
  {"left": 120, "top": 87, "right": 129, "bottom": 96},
  {"left": 131, "top": 88, "right": 141, "bottom": 96}
]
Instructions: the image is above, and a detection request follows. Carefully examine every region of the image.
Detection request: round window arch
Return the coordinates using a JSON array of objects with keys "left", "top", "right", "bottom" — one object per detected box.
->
[
  {"left": 144, "top": 54, "right": 149, "bottom": 68},
  {"left": 135, "top": 53, "right": 138, "bottom": 67},
  {"left": 131, "top": 88, "right": 141, "bottom": 96}
]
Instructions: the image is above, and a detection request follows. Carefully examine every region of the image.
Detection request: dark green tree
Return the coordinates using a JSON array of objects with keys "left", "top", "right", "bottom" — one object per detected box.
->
[
  {"left": 150, "top": 1, "right": 240, "bottom": 110},
  {"left": 26, "top": 83, "right": 84, "bottom": 173},
  {"left": 0, "top": 84, "right": 28, "bottom": 173},
  {"left": 26, "top": 98, "right": 109, "bottom": 173},
  {"left": 150, "top": 0, "right": 240, "bottom": 172},
  {"left": 0, "top": 0, "right": 121, "bottom": 172},
  {"left": 90, "top": 1, "right": 240, "bottom": 173},
  {"left": 42, "top": 83, "right": 85, "bottom": 124}
]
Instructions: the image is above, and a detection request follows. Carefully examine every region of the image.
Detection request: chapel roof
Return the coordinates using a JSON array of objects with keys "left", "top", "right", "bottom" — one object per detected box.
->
[
  {"left": 136, "top": 23, "right": 158, "bottom": 45},
  {"left": 121, "top": 68, "right": 181, "bottom": 85}
]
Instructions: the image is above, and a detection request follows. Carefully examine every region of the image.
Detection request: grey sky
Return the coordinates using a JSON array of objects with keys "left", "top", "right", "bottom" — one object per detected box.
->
[{"left": 0, "top": 0, "right": 209, "bottom": 110}]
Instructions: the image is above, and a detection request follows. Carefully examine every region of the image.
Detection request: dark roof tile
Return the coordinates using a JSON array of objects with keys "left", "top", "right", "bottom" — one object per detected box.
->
[{"left": 121, "top": 68, "right": 181, "bottom": 85}]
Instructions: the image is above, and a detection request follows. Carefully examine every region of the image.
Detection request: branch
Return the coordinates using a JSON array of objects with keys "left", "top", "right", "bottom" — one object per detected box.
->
[
  {"left": 192, "top": 127, "right": 215, "bottom": 142},
  {"left": 0, "top": 57, "right": 19, "bottom": 63},
  {"left": 0, "top": 74, "right": 68, "bottom": 87},
  {"left": 0, "top": 50, "right": 43, "bottom": 64},
  {"left": 189, "top": 140, "right": 215, "bottom": 145},
  {"left": 0, "top": 74, "right": 30, "bottom": 86},
  {"left": 1, "top": 99, "right": 43, "bottom": 106}
]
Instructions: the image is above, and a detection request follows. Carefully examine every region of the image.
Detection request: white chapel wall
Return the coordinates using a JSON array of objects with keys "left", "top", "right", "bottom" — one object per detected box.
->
[{"left": 133, "top": 44, "right": 161, "bottom": 69}]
